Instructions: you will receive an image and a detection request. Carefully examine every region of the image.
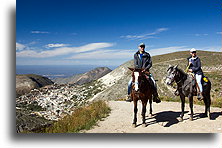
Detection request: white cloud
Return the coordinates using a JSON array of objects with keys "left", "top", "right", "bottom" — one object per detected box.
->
[
  {"left": 63, "top": 45, "right": 221, "bottom": 61},
  {"left": 148, "top": 46, "right": 221, "bottom": 56},
  {"left": 196, "top": 46, "right": 221, "bottom": 52},
  {"left": 16, "top": 50, "right": 39, "bottom": 57},
  {"left": 45, "top": 43, "right": 69, "bottom": 48},
  {"left": 156, "top": 28, "right": 168, "bottom": 32},
  {"left": 16, "top": 42, "right": 114, "bottom": 58},
  {"left": 216, "top": 32, "right": 222, "bottom": 35},
  {"left": 28, "top": 41, "right": 38, "bottom": 45},
  {"left": 194, "top": 33, "right": 208, "bottom": 36},
  {"left": 68, "top": 49, "right": 134, "bottom": 60},
  {"left": 120, "top": 27, "right": 169, "bottom": 40},
  {"left": 16, "top": 42, "right": 27, "bottom": 51},
  {"left": 67, "top": 45, "right": 188, "bottom": 61},
  {"left": 31, "top": 31, "right": 49, "bottom": 34},
  {"left": 148, "top": 46, "right": 189, "bottom": 56}
]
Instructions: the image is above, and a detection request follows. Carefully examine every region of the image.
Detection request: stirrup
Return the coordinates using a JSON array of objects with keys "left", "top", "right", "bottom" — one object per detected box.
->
[
  {"left": 174, "top": 90, "right": 180, "bottom": 96},
  {"left": 126, "top": 96, "right": 132, "bottom": 102},
  {"left": 153, "top": 96, "right": 161, "bottom": 103},
  {"left": 197, "top": 93, "right": 203, "bottom": 101}
]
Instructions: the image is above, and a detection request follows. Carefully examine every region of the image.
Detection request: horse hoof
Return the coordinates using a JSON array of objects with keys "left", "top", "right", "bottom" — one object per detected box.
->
[
  {"left": 189, "top": 117, "right": 193, "bottom": 121},
  {"left": 207, "top": 113, "right": 211, "bottom": 120},
  {"left": 208, "top": 114, "right": 211, "bottom": 120},
  {"left": 142, "top": 124, "right": 146, "bottom": 127},
  {"left": 148, "top": 114, "right": 153, "bottom": 118},
  {"left": 178, "top": 117, "right": 183, "bottom": 122},
  {"left": 132, "top": 124, "right": 136, "bottom": 128},
  {"left": 202, "top": 113, "right": 207, "bottom": 118}
]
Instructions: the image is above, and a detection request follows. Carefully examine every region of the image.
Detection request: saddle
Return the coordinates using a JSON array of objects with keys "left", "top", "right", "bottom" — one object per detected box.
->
[{"left": 187, "top": 73, "right": 209, "bottom": 95}]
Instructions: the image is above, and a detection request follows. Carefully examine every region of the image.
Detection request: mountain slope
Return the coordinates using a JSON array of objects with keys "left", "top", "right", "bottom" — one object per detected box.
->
[
  {"left": 91, "top": 51, "right": 222, "bottom": 105},
  {"left": 16, "top": 74, "right": 54, "bottom": 97},
  {"left": 54, "top": 67, "right": 112, "bottom": 85}
]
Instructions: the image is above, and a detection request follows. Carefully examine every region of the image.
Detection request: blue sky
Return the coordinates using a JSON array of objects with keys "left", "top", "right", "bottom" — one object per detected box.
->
[{"left": 16, "top": 0, "right": 221, "bottom": 66}]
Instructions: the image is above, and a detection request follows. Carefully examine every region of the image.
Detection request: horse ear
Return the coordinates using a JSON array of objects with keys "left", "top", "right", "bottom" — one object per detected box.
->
[
  {"left": 128, "top": 67, "right": 134, "bottom": 71},
  {"left": 167, "top": 65, "right": 172, "bottom": 71},
  {"left": 174, "top": 65, "right": 178, "bottom": 69}
]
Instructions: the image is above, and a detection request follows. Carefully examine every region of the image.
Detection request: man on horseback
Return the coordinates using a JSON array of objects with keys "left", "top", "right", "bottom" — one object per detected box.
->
[
  {"left": 187, "top": 48, "right": 204, "bottom": 100},
  {"left": 126, "top": 43, "right": 161, "bottom": 103}
]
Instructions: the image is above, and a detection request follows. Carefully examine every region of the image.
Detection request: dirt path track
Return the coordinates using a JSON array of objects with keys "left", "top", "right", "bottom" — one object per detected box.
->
[{"left": 85, "top": 101, "right": 221, "bottom": 133}]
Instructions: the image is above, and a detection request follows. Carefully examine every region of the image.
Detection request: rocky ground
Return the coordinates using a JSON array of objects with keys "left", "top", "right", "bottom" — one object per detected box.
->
[{"left": 16, "top": 81, "right": 103, "bottom": 132}]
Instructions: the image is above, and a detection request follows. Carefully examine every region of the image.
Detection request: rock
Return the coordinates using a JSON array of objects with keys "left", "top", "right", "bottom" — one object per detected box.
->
[
  {"left": 16, "top": 109, "right": 52, "bottom": 133},
  {"left": 16, "top": 74, "right": 54, "bottom": 97}
]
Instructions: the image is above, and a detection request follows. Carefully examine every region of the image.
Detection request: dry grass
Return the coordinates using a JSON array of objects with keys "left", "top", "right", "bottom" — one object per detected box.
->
[{"left": 37, "top": 100, "right": 110, "bottom": 133}]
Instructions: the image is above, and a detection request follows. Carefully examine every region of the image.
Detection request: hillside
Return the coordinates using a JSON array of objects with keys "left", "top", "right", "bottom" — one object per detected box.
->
[
  {"left": 53, "top": 67, "right": 112, "bottom": 85},
  {"left": 16, "top": 67, "right": 111, "bottom": 132},
  {"left": 91, "top": 51, "right": 222, "bottom": 106},
  {"left": 16, "top": 74, "right": 54, "bottom": 97},
  {"left": 16, "top": 50, "right": 221, "bottom": 132}
]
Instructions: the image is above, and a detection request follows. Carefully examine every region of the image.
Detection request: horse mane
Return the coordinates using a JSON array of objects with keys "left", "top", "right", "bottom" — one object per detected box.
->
[
  {"left": 176, "top": 67, "right": 188, "bottom": 80},
  {"left": 176, "top": 68, "right": 187, "bottom": 76},
  {"left": 168, "top": 66, "right": 187, "bottom": 80}
]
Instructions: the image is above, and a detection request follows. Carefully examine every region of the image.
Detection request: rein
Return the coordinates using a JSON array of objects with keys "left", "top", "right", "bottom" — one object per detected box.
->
[{"left": 175, "top": 69, "right": 191, "bottom": 90}]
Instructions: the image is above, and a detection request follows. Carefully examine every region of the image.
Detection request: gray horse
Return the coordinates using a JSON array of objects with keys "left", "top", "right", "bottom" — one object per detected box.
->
[{"left": 165, "top": 65, "right": 211, "bottom": 121}]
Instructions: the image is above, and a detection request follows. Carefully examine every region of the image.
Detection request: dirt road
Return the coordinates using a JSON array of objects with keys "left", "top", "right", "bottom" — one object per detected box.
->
[{"left": 84, "top": 101, "right": 221, "bottom": 133}]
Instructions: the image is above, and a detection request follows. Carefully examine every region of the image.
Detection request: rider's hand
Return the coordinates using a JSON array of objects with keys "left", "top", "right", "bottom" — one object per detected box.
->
[
  {"left": 188, "top": 69, "right": 193, "bottom": 72},
  {"left": 141, "top": 70, "right": 145, "bottom": 73}
]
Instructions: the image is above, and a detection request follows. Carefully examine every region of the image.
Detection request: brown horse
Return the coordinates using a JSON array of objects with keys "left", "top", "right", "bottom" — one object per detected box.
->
[{"left": 128, "top": 68, "right": 153, "bottom": 127}]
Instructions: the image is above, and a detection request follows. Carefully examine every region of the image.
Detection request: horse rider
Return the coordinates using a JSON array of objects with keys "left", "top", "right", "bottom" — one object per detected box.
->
[
  {"left": 187, "top": 48, "right": 204, "bottom": 100},
  {"left": 126, "top": 43, "right": 161, "bottom": 103}
]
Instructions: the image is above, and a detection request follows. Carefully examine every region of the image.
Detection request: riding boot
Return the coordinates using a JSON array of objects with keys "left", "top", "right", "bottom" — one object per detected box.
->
[
  {"left": 149, "top": 77, "right": 161, "bottom": 103},
  {"left": 197, "top": 92, "right": 204, "bottom": 101},
  {"left": 153, "top": 89, "right": 161, "bottom": 103},
  {"left": 174, "top": 89, "right": 180, "bottom": 96},
  {"left": 126, "top": 95, "right": 132, "bottom": 102}
]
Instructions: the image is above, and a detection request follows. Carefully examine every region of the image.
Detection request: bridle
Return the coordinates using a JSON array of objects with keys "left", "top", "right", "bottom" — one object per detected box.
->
[
  {"left": 166, "top": 68, "right": 177, "bottom": 84},
  {"left": 167, "top": 67, "right": 191, "bottom": 90},
  {"left": 132, "top": 70, "right": 146, "bottom": 92}
]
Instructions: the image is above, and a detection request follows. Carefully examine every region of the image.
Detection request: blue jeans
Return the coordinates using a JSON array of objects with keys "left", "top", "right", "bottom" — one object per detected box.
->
[{"left": 128, "top": 78, "right": 132, "bottom": 95}]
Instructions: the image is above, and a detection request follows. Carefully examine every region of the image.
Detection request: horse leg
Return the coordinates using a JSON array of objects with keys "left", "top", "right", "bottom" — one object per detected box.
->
[
  {"left": 141, "top": 100, "right": 147, "bottom": 127},
  {"left": 203, "top": 95, "right": 208, "bottom": 117},
  {"left": 179, "top": 95, "right": 185, "bottom": 122},
  {"left": 188, "top": 96, "right": 194, "bottom": 121},
  {"left": 132, "top": 100, "right": 138, "bottom": 128},
  {"left": 149, "top": 98, "right": 153, "bottom": 117},
  {"left": 204, "top": 93, "right": 211, "bottom": 119}
]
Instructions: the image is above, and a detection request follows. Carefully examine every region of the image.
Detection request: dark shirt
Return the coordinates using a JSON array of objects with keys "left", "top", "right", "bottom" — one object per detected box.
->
[
  {"left": 187, "top": 56, "right": 203, "bottom": 75},
  {"left": 134, "top": 51, "right": 152, "bottom": 71}
]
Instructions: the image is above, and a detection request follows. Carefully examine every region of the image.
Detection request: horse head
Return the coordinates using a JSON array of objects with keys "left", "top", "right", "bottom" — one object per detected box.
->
[
  {"left": 128, "top": 67, "right": 146, "bottom": 92},
  {"left": 165, "top": 65, "right": 178, "bottom": 85}
]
